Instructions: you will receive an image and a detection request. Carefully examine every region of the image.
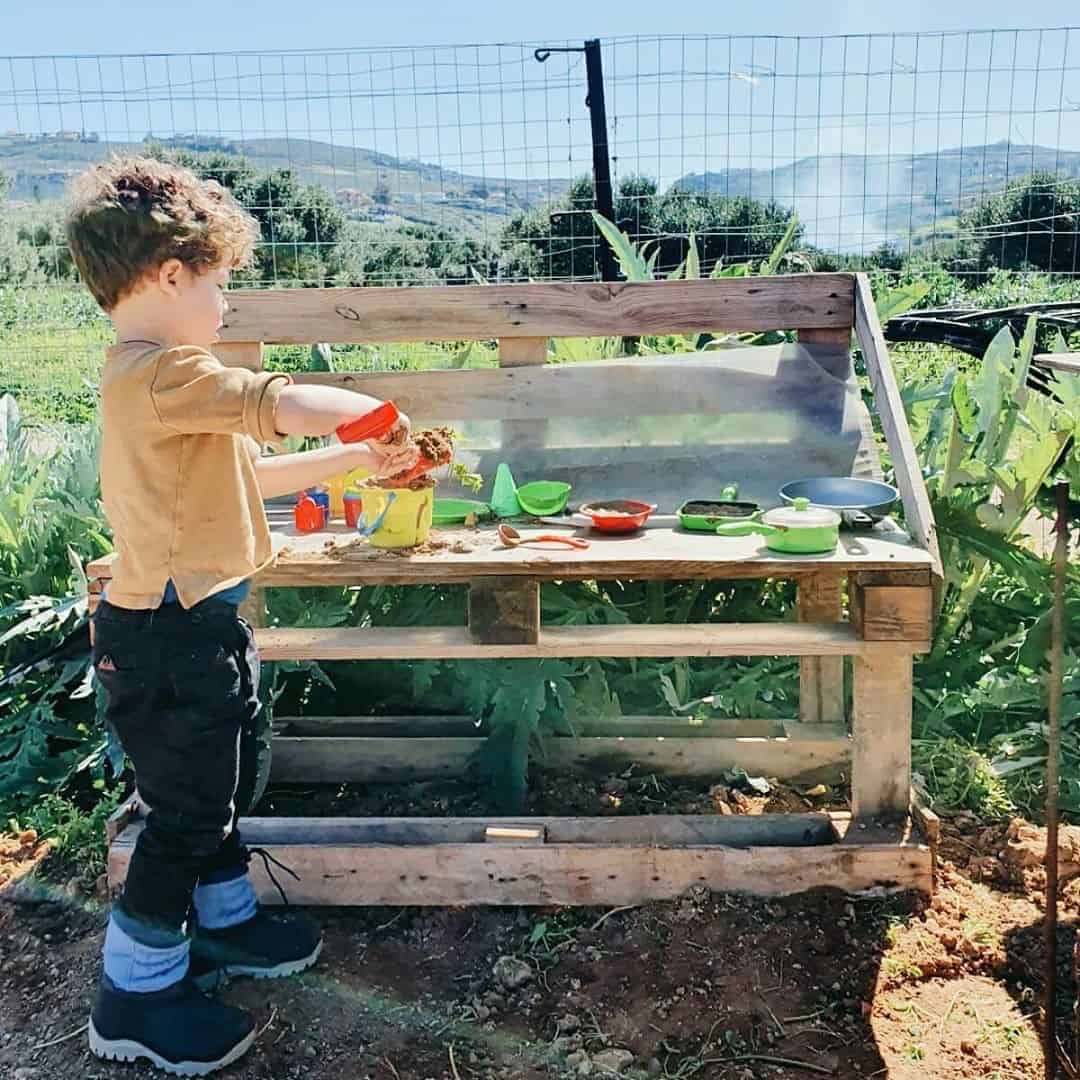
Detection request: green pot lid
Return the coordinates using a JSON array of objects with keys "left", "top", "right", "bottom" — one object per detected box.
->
[{"left": 762, "top": 497, "right": 841, "bottom": 529}]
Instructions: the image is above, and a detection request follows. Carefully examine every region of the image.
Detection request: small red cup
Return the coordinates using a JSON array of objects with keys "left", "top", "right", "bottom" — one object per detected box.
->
[{"left": 343, "top": 492, "right": 363, "bottom": 528}]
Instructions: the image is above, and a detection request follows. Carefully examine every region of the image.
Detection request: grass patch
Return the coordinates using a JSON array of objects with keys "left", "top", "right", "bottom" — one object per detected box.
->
[{"left": 9, "top": 785, "right": 124, "bottom": 893}]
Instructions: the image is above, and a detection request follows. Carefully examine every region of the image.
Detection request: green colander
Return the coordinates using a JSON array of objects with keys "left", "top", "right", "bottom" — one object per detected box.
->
[{"left": 515, "top": 481, "right": 571, "bottom": 516}]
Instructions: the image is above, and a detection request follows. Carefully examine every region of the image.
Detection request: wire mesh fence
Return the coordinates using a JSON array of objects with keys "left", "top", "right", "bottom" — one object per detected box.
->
[{"left": 1, "top": 30, "right": 1079, "bottom": 419}]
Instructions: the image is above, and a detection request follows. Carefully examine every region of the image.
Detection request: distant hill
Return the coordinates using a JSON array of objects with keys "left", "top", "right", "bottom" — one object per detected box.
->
[
  {"left": 5, "top": 133, "right": 1080, "bottom": 251},
  {"left": 673, "top": 141, "right": 1080, "bottom": 250},
  {"left": 0, "top": 134, "right": 570, "bottom": 236}
]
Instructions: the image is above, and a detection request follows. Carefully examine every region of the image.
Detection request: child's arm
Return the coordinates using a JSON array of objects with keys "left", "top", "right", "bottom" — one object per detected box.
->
[
  {"left": 273, "top": 384, "right": 407, "bottom": 439},
  {"left": 253, "top": 441, "right": 415, "bottom": 500},
  {"left": 152, "top": 350, "right": 410, "bottom": 443}
]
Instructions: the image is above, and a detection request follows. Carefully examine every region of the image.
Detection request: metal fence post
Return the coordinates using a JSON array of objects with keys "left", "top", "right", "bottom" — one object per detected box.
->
[{"left": 584, "top": 39, "right": 618, "bottom": 282}]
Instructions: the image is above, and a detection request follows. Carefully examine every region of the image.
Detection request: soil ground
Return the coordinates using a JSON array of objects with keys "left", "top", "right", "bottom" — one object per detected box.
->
[{"left": 1, "top": 779, "right": 1076, "bottom": 1080}]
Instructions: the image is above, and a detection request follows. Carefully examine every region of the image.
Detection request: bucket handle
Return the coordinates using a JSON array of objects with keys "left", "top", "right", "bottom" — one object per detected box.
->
[{"left": 356, "top": 491, "right": 398, "bottom": 537}]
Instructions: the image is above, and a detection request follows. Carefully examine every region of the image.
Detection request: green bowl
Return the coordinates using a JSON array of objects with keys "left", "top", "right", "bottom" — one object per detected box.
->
[
  {"left": 431, "top": 498, "right": 490, "bottom": 526},
  {"left": 515, "top": 481, "right": 571, "bottom": 516}
]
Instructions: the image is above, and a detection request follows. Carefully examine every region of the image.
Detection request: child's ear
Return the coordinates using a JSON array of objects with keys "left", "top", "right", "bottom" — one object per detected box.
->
[{"left": 157, "top": 258, "right": 184, "bottom": 297}]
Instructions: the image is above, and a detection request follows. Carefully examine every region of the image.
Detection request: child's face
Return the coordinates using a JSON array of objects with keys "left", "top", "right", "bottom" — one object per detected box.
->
[{"left": 170, "top": 263, "right": 231, "bottom": 349}]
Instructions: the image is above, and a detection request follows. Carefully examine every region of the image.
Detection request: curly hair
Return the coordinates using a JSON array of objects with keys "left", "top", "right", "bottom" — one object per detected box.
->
[{"left": 65, "top": 155, "right": 260, "bottom": 310}]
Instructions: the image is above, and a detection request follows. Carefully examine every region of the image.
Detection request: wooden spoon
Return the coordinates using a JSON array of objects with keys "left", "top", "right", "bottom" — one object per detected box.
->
[{"left": 497, "top": 524, "right": 590, "bottom": 550}]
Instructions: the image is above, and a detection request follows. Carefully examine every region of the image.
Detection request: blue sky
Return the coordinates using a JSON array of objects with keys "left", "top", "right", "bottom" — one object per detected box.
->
[
  {"left": 1, "top": 0, "right": 1078, "bottom": 55},
  {"left": 3, "top": 3, "right": 1079, "bottom": 250}
]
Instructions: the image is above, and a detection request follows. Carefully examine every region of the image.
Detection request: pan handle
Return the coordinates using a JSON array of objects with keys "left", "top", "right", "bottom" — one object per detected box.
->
[{"left": 714, "top": 521, "right": 783, "bottom": 539}]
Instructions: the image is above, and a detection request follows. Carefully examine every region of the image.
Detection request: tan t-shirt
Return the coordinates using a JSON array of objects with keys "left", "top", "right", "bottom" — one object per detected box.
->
[{"left": 99, "top": 343, "right": 291, "bottom": 610}]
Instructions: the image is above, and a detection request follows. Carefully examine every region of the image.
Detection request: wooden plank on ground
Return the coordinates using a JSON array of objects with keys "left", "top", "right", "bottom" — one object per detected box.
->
[
  {"left": 109, "top": 822, "right": 931, "bottom": 904},
  {"left": 798, "top": 573, "right": 845, "bottom": 724},
  {"left": 114, "top": 813, "right": 836, "bottom": 849},
  {"left": 255, "top": 623, "right": 928, "bottom": 662},
  {"left": 218, "top": 276, "right": 856, "bottom": 344},
  {"left": 272, "top": 715, "right": 785, "bottom": 739},
  {"left": 853, "top": 274, "right": 942, "bottom": 578},
  {"left": 851, "top": 651, "right": 913, "bottom": 820},
  {"left": 268, "top": 723, "right": 851, "bottom": 784}
]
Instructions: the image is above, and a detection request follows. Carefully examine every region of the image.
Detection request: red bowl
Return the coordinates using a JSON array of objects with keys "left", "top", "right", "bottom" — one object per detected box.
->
[{"left": 578, "top": 500, "right": 656, "bottom": 533}]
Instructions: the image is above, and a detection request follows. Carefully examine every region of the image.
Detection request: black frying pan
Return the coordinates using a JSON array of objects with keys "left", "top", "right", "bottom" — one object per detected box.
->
[{"left": 778, "top": 478, "right": 898, "bottom": 521}]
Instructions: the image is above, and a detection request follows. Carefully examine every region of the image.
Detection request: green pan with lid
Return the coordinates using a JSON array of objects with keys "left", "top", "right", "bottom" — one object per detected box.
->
[
  {"left": 678, "top": 483, "right": 761, "bottom": 531},
  {"left": 714, "top": 497, "right": 840, "bottom": 555}
]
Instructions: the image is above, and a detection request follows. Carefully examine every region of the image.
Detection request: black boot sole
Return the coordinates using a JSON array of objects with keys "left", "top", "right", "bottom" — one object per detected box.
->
[{"left": 89, "top": 1020, "right": 255, "bottom": 1076}]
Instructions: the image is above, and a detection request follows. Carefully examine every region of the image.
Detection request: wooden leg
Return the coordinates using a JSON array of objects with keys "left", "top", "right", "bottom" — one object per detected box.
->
[
  {"left": 468, "top": 578, "right": 540, "bottom": 645},
  {"left": 851, "top": 649, "right": 912, "bottom": 820},
  {"left": 799, "top": 573, "right": 845, "bottom": 724},
  {"left": 240, "top": 585, "right": 267, "bottom": 628}
]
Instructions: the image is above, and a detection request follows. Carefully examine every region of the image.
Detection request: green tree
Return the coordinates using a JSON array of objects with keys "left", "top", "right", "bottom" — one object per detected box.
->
[
  {"left": 333, "top": 222, "right": 498, "bottom": 286},
  {"left": 956, "top": 170, "right": 1080, "bottom": 274},
  {"left": 500, "top": 174, "right": 801, "bottom": 281},
  {"left": 147, "top": 146, "right": 346, "bottom": 285}
]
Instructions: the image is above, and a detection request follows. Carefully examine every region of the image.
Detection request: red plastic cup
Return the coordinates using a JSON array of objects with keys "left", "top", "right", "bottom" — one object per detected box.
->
[
  {"left": 343, "top": 492, "right": 363, "bottom": 528},
  {"left": 336, "top": 401, "right": 400, "bottom": 445}
]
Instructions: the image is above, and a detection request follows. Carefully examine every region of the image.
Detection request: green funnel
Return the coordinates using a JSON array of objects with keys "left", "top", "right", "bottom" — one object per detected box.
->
[{"left": 490, "top": 463, "right": 522, "bottom": 518}]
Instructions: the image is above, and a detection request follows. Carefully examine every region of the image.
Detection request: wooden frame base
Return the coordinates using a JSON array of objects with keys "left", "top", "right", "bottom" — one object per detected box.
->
[{"left": 108, "top": 807, "right": 932, "bottom": 905}]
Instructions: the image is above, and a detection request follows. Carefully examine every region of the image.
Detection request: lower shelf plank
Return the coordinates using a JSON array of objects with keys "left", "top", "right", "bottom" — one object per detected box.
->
[
  {"left": 257, "top": 622, "right": 928, "bottom": 661},
  {"left": 268, "top": 723, "right": 851, "bottom": 785},
  {"left": 109, "top": 814, "right": 930, "bottom": 904}
]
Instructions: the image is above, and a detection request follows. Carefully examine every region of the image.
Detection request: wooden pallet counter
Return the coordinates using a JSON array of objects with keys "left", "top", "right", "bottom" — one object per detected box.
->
[{"left": 92, "top": 272, "right": 941, "bottom": 904}]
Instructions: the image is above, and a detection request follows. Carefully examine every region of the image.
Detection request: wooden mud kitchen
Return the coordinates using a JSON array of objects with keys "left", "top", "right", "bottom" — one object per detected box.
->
[{"left": 91, "top": 272, "right": 941, "bottom": 907}]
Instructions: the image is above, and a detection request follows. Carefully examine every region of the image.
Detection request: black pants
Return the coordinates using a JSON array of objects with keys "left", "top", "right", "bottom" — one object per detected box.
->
[{"left": 93, "top": 598, "right": 263, "bottom": 930}]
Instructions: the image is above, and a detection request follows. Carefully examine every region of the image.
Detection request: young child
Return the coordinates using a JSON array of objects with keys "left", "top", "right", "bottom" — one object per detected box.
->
[{"left": 65, "top": 156, "right": 419, "bottom": 1075}]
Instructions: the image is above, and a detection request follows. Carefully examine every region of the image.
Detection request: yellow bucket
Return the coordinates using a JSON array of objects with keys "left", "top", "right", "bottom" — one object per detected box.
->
[{"left": 359, "top": 486, "right": 433, "bottom": 549}]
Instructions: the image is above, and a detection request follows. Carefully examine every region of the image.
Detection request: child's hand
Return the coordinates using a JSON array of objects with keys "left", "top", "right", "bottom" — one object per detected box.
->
[
  {"left": 384, "top": 412, "right": 412, "bottom": 447},
  {"left": 368, "top": 438, "right": 420, "bottom": 479}
]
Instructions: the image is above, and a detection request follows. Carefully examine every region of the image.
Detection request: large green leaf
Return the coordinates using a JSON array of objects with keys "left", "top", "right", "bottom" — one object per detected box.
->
[
  {"left": 589, "top": 212, "right": 652, "bottom": 282},
  {"left": 972, "top": 325, "right": 1014, "bottom": 445},
  {"left": 760, "top": 215, "right": 799, "bottom": 276},
  {"left": 874, "top": 281, "right": 932, "bottom": 323}
]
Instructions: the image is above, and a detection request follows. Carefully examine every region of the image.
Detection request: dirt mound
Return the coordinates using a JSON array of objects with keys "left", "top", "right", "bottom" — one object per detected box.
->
[{"left": 0, "top": 809, "right": 1069, "bottom": 1078}]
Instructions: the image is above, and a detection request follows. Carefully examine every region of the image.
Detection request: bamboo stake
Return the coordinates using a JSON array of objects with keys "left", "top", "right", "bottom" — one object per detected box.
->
[{"left": 1045, "top": 481, "right": 1069, "bottom": 1080}]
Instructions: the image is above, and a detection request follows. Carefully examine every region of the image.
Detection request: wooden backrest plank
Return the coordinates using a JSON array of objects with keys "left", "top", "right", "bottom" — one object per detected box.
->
[
  {"left": 288, "top": 345, "right": 853, "bottom": 422},
  {"left": 219, "top": 275, "right": 855, "bottom": 344}
]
